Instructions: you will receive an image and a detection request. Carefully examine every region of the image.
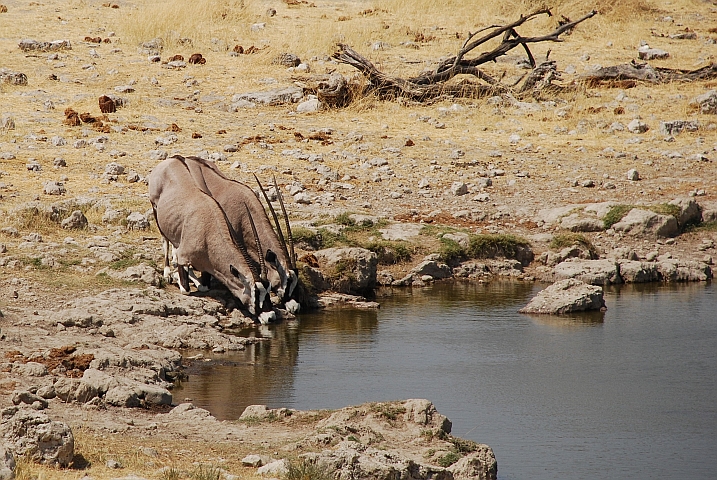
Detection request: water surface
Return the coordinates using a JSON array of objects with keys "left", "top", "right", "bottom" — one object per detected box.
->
[{"left": 176, "top": 281, "right": 717, "bottom": 480}]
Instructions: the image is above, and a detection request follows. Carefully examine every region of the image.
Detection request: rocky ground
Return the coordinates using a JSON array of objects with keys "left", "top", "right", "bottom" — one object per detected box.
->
[{"left": 1, "top": 0, "right": 717, "bottom": 478}]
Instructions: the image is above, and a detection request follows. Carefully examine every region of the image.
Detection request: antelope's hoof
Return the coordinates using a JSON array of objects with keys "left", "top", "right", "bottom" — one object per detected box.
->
[
  {"left": 197, "top": 285, "right": 209, "bottom": 292},
  {"left": 258, "top": 311, "right": 276, "bottom": 325}
]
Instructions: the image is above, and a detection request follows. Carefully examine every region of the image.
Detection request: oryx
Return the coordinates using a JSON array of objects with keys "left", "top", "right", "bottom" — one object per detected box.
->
[
  {"left": 181, "top": 156, "right": 298, "bottom": 308},
  {"left": 148, "top": 155, "right": 275, "bottom": 323}
]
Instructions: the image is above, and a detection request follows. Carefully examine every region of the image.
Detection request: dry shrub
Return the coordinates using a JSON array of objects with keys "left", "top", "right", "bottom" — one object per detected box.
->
[{"left": 115, "top": 0, "right": 258, "bottom": 49}]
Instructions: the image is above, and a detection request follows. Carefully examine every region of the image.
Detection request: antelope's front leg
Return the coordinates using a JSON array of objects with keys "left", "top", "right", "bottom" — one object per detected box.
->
[
  {"left": 177, "top": 265, "right": 191, "bottom": 294},
  {"left": 162, "top": 237, "right": 173, "bottom": 283}
]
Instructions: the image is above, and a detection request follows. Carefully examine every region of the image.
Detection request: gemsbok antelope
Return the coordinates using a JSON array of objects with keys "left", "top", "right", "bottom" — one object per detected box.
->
[
  {"left": 148, "top": 155, "right": 276, "bottom": 324},
  {"left": 181, "top": 156, "right": 298, "bottom": 308}
]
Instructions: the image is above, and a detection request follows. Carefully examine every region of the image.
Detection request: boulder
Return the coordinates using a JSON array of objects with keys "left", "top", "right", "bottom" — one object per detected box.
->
[
  {"left": 60, "top": 210, "right": 88, "bottom": 230},
  {"left": 53, "top": 378, "right": 80, "bottom": 402},
  {"left": 0, "top": 445, "right": 15, "bottom": 480},
  {"left": 105, "top": 386, "right": 141, "bottom": 408},
  {"left": 447, "top": 448, "right": 498, "bottom": 480},
  {"left": 232, "top": 87, "right": 303, "bottom": 106},
  {"left": 240, "top": 405, "right": 270, "bottom": 420},
  {"left": 379, "top": 223, "right": 423, "bottom": 241},
  {"left": 611, "top": 208, "right": 679, "bottom": 238},
  {"left": 0, "top": 407, "right": 74, "bottom": 467},
  {"left": 410, "top": 260, "right": 452, "bottom": 280},
  {"left": 403, "top": 399, "right": 451, "bottom": 433},
  {"left": 553, "top": 259, "right": 622, "bottom": 285},
  {"left": 559, "top": 213, "right": 604, "bottom": 232},
  {"left": 126, "top": 211, "right": 149, "bottom": 230},
  {"left": 519, "top": 279, "right": 606, "bottom": 314},
  {"left": 257, "top": 459, "right": 289, "bottom": 477},
  {"left": 656, "top": 260, "right": 712, "bottom": 282},
  {"left": 313, "top": 247, "right": 378, "bottom": 294},
  {"left": 668, "top": 197, "right": 701, "bottom": 228},
  {"left": 11, "top": 391, "right": 48, "bottom": 410},
  {"left": 0, "top": 68, "right": 27, "bottom": 86},
  {"left": 100, "top": 263, "right": 162, "bottom": 286},
  {"left": 617, "top": 261, "right": 660, "bottom": 283},
  {"left": 700, "top": 201, "right": 717, "bottom": 223},
  {"left": 689, "top": 90, "right": 717, "bottom": 114}
]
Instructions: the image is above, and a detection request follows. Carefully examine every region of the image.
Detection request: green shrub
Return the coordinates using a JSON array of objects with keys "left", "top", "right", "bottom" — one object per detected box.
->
[
  {"left": 364, "top": 240, "right": 413, "bottom": 264},
  {"left": 603, "top": 204, "right": 633, "bottom": 229},
  {"left": 466, "top": 234, "right": 529, "bottom": 259},
  {"left": 550, "top": 233, "right": 596, "bottom": 256},
  {"left": 438, "top": 237, "right": 466, "bottom": 263},
  {"left": 437, "top": 452, "right": 461, "bottom": 468}
]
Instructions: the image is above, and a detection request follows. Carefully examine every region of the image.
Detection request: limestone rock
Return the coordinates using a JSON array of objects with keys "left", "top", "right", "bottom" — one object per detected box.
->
[
  {"left": 232, "top": 87, "right": 303, "bottom": 106},
  {"left": 0, "top": 407, "right": 74, "bottom": 467},
  {"left": 379, "top": 223, "right": 423, "bottom": 241},
  {"left": 403, "top": 399, "right": 451, "bottom": 433},
  {"left": 700, "top": 201, "right": 717, "bottom": 223},
  {"left": 300, "top": 443, "right": 454, "bottom": 480},
  {"left": 313, "top": 247, "right": 378, "bottom": 294},
  {"left": 659, "top": 120, "right": 699, "bottom": 136},
  {"left": 553, "top": 259, "right": 622, "bottom": 285},
  {"left": 519, "top": 278, "right": 606, "bottom": 314},
  {"left": 617, "top": 260, "right": 660, "bottom": 283},
  {"left": 657, "top": 260, "right": 712, "bottom": 282},
  {"left": 126, "top": 211, "right": 149, "bottom": 230},
  {"left": 99, "top": 263, "right": 162, "bottom": 286},
  {"left": 410, "top": 260, "right": 452, "bottom": 279},
  {"left": 257, "top": 459, "right": 288, "bottom": 477},
  {"left": 296, "top": 98, "right": 321, "bottom": 113},
  {"left": 668, "top": 197, "right": 701, "bottom": 228},
  {"left": 0, "top": 68, "right": 27, "bottom": 86},
  {"left": 611, "top": 208, "right": 679, "bottom": 238},
  {"left": 451, "top": 182, "right": 468, "bottom": 196},
  {"left": 0, "top": 444, "right": 14, "bottom": 479},
  {"left": 627, "top": 119, "right": 649, "bottom": 133},
  {"left": 559, "top": 213, "right": 604, "bottom": 232},
  {"left": 447, "top": 448, "right": 498, "bottom": 480},
  {"left": 689, "top": 90, "right": 717, "bottom": 114},
  {"left": 61, "top": 210, "right": 88, "bottom": 230}
]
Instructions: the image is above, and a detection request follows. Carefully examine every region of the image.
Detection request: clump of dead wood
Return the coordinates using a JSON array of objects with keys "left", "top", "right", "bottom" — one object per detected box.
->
[
  {"left": 321, "top": 9, "right": 597, "bottom": 104},
  {"left": 307, "top": 9, "right": 717, "bottom": 107}
]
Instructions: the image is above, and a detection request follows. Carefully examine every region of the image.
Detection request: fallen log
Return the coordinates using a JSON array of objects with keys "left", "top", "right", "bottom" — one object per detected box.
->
[
  {"left": 580, "top": 60, "right": 717, "bottom": 87},
  {"left": 330, "top": 9, "right": 597, "bottom": 103}
]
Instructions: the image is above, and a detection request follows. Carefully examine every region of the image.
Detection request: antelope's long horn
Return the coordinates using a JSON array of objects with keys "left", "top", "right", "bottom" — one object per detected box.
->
[
  {"left": 253, "top": 173, "right": 291, "bottom": 262},
  {"left": 273, "top": 175, "right": 296, "bottom": 270},
  {"left": 219, "top": 199, "right": 260, "bottom": 280},
  {"left": 245, "top": 204, "right": 267, "bottom": 281}
]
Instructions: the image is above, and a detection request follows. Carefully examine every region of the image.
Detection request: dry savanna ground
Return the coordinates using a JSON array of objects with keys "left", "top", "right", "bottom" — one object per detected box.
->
[{"left": 1, "top": 0, "right": 717, "bottom": 478}]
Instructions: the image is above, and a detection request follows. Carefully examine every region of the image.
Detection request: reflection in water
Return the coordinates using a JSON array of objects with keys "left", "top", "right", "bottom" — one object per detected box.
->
[
  {"left": 176, "top": 281, "right": 717, "bottom": 480},
  {"left": 176, "top": 305, "right": 379, "bottom": 420}
]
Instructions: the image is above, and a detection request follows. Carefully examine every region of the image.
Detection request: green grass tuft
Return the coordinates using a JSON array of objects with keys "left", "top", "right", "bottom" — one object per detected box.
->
[
  {"left": 603, "top": 204, "right": 634, "bottom": 229},
  {"left": 437, "top": 452, "right": 461, "bottom": 468},
  {"left": 550, "top": 233, "right": 596, "bottom": 256}
]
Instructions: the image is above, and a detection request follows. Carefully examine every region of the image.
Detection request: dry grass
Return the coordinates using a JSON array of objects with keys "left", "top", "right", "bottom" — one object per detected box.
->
[{"left": 11, "top": 426, "right": 265, "bottom": 480}]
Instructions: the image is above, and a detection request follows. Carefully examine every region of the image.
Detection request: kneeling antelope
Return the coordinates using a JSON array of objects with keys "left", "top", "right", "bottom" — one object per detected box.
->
[
  {"left": 148, "top": 155, "right": 275, "bottom": 323},
  {"left": 182, "top": 156, "right": 298, "bottom": 306}
]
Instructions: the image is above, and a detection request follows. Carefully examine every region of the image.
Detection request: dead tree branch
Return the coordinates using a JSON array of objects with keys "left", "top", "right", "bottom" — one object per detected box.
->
[{"left": 331, "top": 10, "right": 597, "bottom": 103}]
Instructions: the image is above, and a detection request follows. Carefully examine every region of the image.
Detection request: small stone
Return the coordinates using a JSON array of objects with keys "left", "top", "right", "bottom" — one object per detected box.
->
[
  {"left": 627, "top": 169, "right": 640, "bottom": 181},
  {"left": 451, "top": 182, "right": 468, "bottom": 196},
  {"left": 627, "top": 119, "right": 649, "bottom": 134}
]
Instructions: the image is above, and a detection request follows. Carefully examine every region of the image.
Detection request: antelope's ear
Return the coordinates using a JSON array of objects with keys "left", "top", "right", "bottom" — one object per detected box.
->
[
  {"left": 264, "top": 249, "right": 277, "bottom": 264},
  {"left": 230, "top": 265, "right": 240, "bottom": 277}
]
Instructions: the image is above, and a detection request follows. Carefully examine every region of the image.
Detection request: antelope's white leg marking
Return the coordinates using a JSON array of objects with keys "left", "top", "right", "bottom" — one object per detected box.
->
[{"left": 162, "top": 237, "right": 172, "bottom": 283}]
